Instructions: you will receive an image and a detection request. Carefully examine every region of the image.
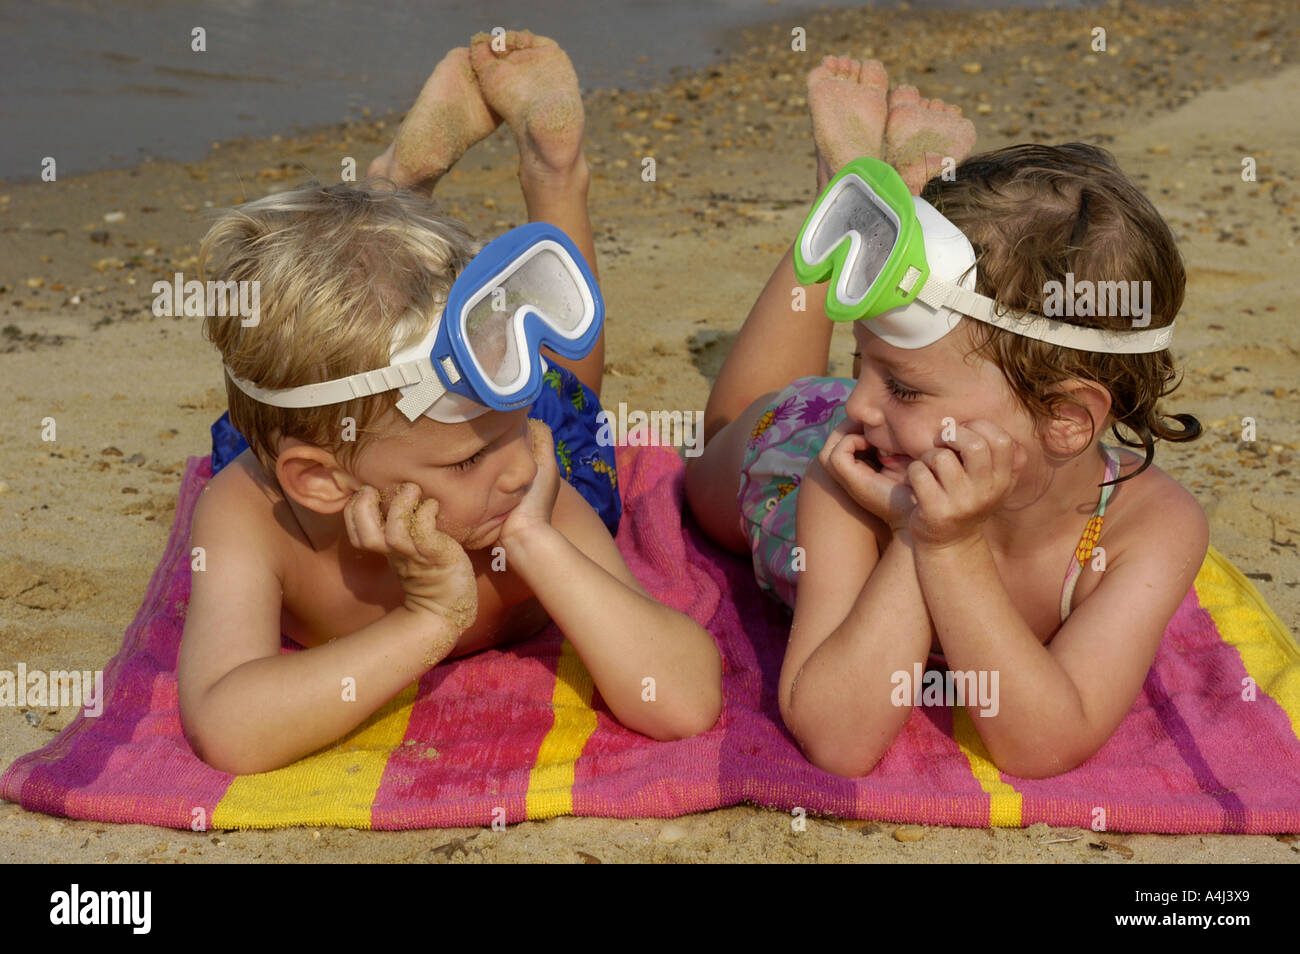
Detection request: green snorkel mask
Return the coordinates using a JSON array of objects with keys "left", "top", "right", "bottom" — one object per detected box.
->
[{"left": 793, "top": 157, "right": 1175, "bottom": 354}]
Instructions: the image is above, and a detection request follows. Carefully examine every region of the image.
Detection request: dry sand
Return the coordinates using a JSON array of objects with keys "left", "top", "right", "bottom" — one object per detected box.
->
[{"left": 1, "top": 0, "right": 1298, "bottom": 863}]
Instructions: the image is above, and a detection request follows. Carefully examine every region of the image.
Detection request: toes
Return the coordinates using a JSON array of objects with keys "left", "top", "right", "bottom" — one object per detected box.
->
[
  {"left": 515, "top": 29, "right": 558, "bottom": 51},
  {"left": 808, "top": 57, "right": 834, "bottom": 86},
  {"left": 501, "top": 29, "right": 532, "bottom": 53},
  {"left": 889, "top": 84, "right": 920, "bottom": 108},
  {"left": 860, "top": 59, "right": 889, "bottom": 88},
  {"left": 469, "top": 32, "right": 498, "bottom": 69}
]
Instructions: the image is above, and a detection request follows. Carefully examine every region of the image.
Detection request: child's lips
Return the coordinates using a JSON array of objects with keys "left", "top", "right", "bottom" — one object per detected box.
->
[
  {"left": 879, "top": 453, "right": 912, "bottom": 469},
  {"left": 485, "top": 501, "right": 519, "bottom": 524},
  {"left": 856, "top": 446, "right": 910, "bottom": 473}
]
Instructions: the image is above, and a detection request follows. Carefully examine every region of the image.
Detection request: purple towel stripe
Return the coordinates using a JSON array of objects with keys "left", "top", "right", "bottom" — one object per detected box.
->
[{"left": 1143, "top": 667, "right": 1249, "bottom": 834}]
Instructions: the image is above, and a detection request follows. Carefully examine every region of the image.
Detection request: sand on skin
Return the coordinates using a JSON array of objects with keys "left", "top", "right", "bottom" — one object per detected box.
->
[{"left": 1, "top": 0, "right": 1298, "bottom": 862}]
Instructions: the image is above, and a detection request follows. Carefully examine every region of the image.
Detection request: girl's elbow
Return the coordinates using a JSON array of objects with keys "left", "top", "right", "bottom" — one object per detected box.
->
[
  {"left": 782, "top": 706, "right": 885, "bottom": 778},
  {"left": 798, "top": 733, "right": 885, "bottom": 778}
]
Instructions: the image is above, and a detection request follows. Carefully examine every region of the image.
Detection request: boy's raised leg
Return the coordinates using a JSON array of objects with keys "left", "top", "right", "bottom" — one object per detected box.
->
[
  {"left": 368, "top": 47, "right": 501, "bottom": 194},
  {"left": 470, "top": 29, "right": 603, "bottom": 396},
  {"left": 884, "top": 86, "right": 976, "bottom": 196}
]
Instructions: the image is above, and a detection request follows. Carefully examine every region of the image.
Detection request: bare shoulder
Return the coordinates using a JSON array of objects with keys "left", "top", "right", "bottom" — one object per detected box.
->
[
  {"left": 180, "top": 451, "right": 291, "bottom": 707},
  {"left": 189, "top": 450, "right": 291, "bottom": 591},
  {"left": 1105, "top": 447, "right": 1208, "bottom": 571}
]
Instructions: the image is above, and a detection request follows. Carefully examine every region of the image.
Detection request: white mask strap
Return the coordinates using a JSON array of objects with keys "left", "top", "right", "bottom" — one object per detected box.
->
[{"left": 911, "top": 274, "right": 1176, "bottom": 354}]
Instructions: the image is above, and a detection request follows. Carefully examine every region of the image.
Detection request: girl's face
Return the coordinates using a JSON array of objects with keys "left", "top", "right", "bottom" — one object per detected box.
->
[
  {"left": 846, "top": 320, "right": 1040, "bottom": 478},
  {"left": 349, "top": 407, "right": 536, "bottom": 550}
]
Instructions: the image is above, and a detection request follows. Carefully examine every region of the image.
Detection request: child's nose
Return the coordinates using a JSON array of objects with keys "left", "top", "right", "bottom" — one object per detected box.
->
[
  {"left": 499, "top": 438, "right": 538, "bottom": 495},
  {"left": 844, "top": 378, "right": 884, "bottom": 428}
]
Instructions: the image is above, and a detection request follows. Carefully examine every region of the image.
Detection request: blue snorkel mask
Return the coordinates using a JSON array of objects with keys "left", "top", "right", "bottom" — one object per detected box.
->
[{"left": 226, "top": 222, "right": 603, "bottom": 423}]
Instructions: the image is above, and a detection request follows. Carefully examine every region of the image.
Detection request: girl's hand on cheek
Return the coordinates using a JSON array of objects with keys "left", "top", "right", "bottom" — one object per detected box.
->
[
  {"left": 818, "top": 417, "right": 917, "bottom": 531},
  {"left": 907, "top": 419, "right": 1026, "bottom": 547},
  {"left": 500, "top": 419, "right": 560, "bottom": 547}
]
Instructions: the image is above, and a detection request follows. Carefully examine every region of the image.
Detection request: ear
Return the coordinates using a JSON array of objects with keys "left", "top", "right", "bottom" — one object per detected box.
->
[
  {"left": 274, "top": 439, "right": 360, "bottom": 515},
  {"left": 1040, "top": 379, "right": 1113, "bottom": 458}
]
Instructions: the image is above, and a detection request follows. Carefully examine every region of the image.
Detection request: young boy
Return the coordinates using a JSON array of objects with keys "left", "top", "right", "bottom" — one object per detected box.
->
[{"left": 179, "top": 32, "right": 722, "bottom": 775}]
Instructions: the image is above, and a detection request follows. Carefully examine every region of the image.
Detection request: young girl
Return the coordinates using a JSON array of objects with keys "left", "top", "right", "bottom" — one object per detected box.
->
[{"left": 686, "top": 57, "right": 1207, "bottom": 779}]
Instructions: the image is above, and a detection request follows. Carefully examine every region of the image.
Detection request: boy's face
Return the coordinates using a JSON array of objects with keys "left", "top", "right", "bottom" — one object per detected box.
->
[
  {"left": 845, "top": 320, "right": 1038, "bottom": 479},
  {"left": 349, "top": 406, "right": 537, "bottom": 550}
]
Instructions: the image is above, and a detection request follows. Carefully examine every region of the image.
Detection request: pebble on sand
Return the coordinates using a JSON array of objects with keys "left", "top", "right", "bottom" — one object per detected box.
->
[{"left": 657, "top": 822, "right": 689, "bottom": 843}]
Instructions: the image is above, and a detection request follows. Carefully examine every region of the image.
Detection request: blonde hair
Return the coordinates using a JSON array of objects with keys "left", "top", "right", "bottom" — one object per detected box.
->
[
  {"left": 199, "top": 180, "right": 478, "bottom": 476},
  {"left": 923, "top": 143, "right": 1200, "bottom": 481}
]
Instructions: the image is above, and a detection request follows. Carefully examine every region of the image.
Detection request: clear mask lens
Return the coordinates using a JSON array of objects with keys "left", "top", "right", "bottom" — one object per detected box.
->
[
  {"left": 804, "top": 176, "right": 901, "bottom": 305},
  {"left": 460, "top": 245, "right": 589, "bottom": 389}
]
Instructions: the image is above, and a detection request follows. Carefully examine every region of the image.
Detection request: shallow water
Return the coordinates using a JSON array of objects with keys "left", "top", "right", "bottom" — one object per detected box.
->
[{"left": 0, "top": 0, "right": 1112, "bottom": 181}]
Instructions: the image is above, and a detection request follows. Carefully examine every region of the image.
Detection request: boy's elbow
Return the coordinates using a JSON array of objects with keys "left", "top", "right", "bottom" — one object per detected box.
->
[
  {"left": 985, "top": 738, "right": 1094, "bottom": 780},
  {"left": 648, "top": 690, "right": 723, "bottom": 742},
  {"left": 649, "top": 644, "right": 723, "bottom": 741},
  {"left": 184, "top": 723, "right": 254, "bottom": 775},
  {"left": 992, "top": 754, "right": 1074, "bottom": 780},
  {"left": 181, "top": 703, "right": 275, "bottom": 776}
]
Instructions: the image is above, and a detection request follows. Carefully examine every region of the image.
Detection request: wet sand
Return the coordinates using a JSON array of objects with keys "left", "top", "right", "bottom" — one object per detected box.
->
[{"left": 1, "top": 0, "right": 1298, "bottom": 863}]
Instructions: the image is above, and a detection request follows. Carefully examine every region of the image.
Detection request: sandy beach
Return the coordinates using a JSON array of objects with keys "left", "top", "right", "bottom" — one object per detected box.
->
[{"left": 1, "top": 0, "right": 1298, "bottom": 863}]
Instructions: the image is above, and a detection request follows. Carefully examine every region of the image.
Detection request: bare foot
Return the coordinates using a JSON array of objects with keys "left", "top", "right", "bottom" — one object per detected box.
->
[
  {"left": 469, "top": 29, "right": 585, "bottom": 179},
  {"left": 807, "top": 56, "right": 889, "bottom": 189},
  {"left": 368, "top": 47, "right": 500, "bottom": 193},
  {"left": 884, "top": 86, "right": 976, "bottom": 195}
]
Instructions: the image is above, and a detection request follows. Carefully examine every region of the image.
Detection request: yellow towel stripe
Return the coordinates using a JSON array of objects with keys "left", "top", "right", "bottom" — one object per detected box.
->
[
  {"left": 525, "top": 640, "right": 598, "bottom": 821},
  {"left": 212, "top": 683, "right": 418, "bottom": 830},
  {"left": 1196, "top": 546, "right": 1300, "bottom": 740},
  {"left": 953, "top": 705, "right": 1023, "bottom": 827}
]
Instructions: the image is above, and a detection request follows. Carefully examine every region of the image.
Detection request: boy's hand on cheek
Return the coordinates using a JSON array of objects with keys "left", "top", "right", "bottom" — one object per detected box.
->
[
  {"left": 500, "top": 419, "right": 561, "bottom": 548},
  {"left": 819, "top": 417, "right": 917, "bottom": 531},
  {"left": 907, "top": 419, "right": 1026, "bottom": 548},
  {"left": 344, "top": 483, "right": 478, "bottom": 644}
]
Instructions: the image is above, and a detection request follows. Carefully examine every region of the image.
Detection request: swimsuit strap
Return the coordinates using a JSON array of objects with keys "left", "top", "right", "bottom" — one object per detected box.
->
[{"left": 1059, "top": 443, "right": 1123, "bottom": 623}]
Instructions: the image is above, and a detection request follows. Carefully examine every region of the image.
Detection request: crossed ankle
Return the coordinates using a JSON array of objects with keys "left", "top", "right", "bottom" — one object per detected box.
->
[{"left": 519, "top": 153, "right": 590, "bottom": 192}]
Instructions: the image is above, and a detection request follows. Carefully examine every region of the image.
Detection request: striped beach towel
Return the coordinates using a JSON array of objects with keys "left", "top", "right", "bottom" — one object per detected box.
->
[{"left": 2, "top": 444, "right": 1298, "bottom": 832}]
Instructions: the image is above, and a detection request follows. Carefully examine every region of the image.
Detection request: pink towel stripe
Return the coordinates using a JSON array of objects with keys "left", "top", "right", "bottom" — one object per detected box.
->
[
  {"left": 370, "top": 638, "right": 568, "bottom": 829},
  {"left": 6, "top": 457, "right": 234, "bottom": 827}
]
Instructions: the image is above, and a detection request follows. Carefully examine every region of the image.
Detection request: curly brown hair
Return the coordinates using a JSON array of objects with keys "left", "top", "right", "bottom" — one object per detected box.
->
[{"left": 921, "top": 143, "right": 1200, "bottom": 482}]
